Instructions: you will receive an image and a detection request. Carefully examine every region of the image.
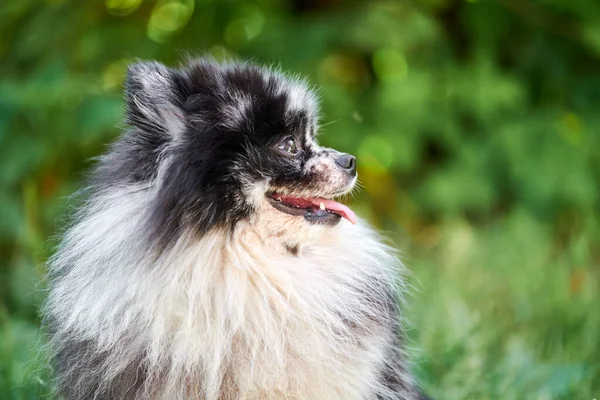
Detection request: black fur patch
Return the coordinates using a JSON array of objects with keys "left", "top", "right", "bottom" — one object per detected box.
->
[
  {"left": 90, "top": 58, "right": 325, "bottom": 250},
  {"left": 54, "top": 336, "right": 149, "bottom": 400},
  {"left": 285, "top": 244, "right": 299, "bottom": 256}
]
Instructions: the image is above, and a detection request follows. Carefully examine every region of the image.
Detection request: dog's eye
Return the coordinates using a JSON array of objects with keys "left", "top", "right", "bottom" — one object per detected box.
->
[{"left": 278, "top": 137, "right": 299, "bottom": 155}]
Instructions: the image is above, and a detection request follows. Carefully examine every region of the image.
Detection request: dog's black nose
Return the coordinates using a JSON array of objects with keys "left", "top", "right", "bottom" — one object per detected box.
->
[{"left": 335, "top": 153, "right": 356, "bottom": 175}]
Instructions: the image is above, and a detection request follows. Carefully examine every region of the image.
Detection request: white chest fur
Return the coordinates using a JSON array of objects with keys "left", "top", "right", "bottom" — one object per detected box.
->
[{"left": 47, "top": 189, "right": 404, "bottom": 399}]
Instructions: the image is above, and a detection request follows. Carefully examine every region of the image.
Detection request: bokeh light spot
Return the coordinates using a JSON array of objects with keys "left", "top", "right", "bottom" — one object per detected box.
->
[
  {"left": 358, "top": 135, "right": 394, "bottom": 173},
  {"left": 372, "top": 48, "right": 408, "bottom": 82},
  {"left": 147, "top": 0, "right": 194, "bottom": 43},
  {"left": 558, "top": 112, "right": 584, "bottom": 146},
  {"left": 318, "top": 53, "right": 369, "bottom": 89},
  {"left": 102, "top": 59, "right": 130, "bottom": 92},
  {"left": 224, "top": 6, "right": 265, "bottom": 47},
  {"left": 106, "top": 0, "right": 142, "bottom": 17}
]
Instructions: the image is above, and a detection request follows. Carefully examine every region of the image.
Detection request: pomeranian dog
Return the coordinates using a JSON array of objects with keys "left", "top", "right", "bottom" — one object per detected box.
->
[{"left": 44, "top": 58, "right": 427, "bottom": 399}]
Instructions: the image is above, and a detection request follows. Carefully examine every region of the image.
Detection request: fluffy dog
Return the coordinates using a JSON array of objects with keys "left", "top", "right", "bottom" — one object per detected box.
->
[{"left": 44, "top": 58, "right": 425, "bottom": 399}]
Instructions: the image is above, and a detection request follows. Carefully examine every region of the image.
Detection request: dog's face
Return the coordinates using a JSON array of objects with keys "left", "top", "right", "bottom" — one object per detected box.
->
[{"left": 115, "top": 59, "right": 357, "bottom": 248}]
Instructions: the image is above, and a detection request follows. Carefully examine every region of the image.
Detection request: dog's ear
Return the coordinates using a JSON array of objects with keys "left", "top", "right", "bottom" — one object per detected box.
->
[{"left": 124, "top": 61, "right": 188, "bottom": 136}]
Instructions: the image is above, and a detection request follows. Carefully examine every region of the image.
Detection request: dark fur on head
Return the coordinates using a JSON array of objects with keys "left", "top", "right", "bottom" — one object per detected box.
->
[
  {"left": 44, "top": 58, "right": 428, "bottom": 400},
  {"left": 96, "top": 59, "right": 355, "bottom": 249}
]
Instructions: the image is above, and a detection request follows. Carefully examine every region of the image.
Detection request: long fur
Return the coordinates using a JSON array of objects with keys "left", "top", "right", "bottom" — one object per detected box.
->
[{"left": 44, "top": 58, "right": 423, "bottom": 399}]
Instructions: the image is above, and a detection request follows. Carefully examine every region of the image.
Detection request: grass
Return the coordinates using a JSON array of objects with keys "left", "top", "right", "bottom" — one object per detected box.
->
[{"left": 409, "top": 210, "right": 599, "bottom": 399}]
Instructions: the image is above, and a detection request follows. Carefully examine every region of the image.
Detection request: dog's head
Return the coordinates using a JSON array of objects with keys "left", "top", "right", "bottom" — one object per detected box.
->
[{"left": 114, "top": 58, "right": 357, "bottom": 247}]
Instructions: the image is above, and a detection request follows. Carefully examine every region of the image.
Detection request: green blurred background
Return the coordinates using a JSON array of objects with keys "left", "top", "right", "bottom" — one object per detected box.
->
[{"left": 1, "top": 0, "right": 599, "bottom": 398}]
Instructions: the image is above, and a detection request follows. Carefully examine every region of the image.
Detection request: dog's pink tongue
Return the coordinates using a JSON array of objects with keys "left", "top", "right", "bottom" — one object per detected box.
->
[{"left": 311, "top": 198, "right": 357, "bottom": 225}]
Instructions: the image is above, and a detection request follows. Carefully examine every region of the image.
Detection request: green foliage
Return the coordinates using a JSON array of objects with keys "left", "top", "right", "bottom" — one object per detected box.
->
[{"left": 1, "top": 0, "right": 599, "bottom": 398}]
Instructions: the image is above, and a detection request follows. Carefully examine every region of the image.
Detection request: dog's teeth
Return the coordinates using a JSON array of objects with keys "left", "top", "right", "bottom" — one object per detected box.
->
[{"left": 319, "top": 202, "right": 325, "bottom": 210}]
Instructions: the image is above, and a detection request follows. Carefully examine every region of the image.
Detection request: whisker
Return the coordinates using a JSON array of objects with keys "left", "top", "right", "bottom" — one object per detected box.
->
[{"left": 318, "top": 119, "right": 341, "bottom": 129}]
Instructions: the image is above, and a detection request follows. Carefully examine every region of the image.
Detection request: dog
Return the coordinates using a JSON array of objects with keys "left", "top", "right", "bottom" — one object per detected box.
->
[{"left": 44, "top": 58, "right": 427, "bottom": 399}]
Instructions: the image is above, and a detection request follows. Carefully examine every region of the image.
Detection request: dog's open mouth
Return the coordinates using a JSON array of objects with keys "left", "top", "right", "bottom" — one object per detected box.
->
[{"left": 267, "top": 193, "right": 357, "bottom": 226}]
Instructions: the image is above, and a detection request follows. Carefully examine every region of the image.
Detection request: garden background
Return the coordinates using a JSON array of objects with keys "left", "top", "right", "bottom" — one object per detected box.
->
[{"left": 1, "top": 0, "right": 599, "bottom": 398}]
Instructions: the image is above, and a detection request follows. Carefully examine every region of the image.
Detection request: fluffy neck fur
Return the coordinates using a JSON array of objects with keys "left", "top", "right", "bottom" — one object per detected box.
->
[{"left": 46, "top": 184, "right": 411, "bottom": 399}]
